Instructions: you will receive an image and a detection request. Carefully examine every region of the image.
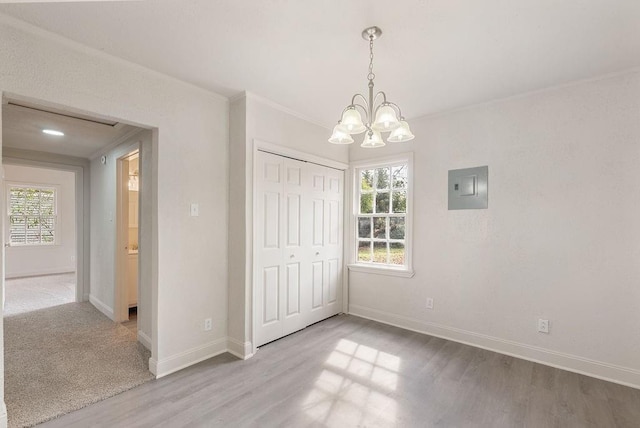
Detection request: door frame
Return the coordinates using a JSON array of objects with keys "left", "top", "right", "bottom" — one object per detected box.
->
[
  {"left": 1, "top": 156, "right": 87, "bottom": 303},
  {"left": 115, "top": 143, "right": 140, "bottom": 323},
  {"left": 250, "top": 139, "right": 349, "bottom": 354}
]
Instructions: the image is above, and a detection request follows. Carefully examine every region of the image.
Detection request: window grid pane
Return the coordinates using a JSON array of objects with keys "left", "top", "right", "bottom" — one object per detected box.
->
[
  {"left": 7, "top": 186, "right": 56, "bottom": 246},
  {"left": 356, "top": 162, "right": 408, "bottom": 268},
  {"left": 358, "top": 240, "right": 372, "bottom": 262}
]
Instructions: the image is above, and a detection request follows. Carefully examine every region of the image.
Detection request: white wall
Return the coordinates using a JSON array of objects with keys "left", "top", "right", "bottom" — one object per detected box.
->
[
  {"left": 4, "top": 165, "right": 75, "bottom": 278},
  {"left": 348, "top": 70, "right": 640, "bottom": 388},
  {"left": 227, "top": 93, "right": 349, "bottom": 356},
  {"left": 89, "top": 130, "right": 152, "bottom": 349},
  {"left": 0, "top": 11, "right": 229, "bottom": 392}
]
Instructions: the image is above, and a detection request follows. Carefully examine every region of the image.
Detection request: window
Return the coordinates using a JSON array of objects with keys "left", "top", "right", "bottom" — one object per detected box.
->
[
  {"left": 352, "top": 154, "right": 413, "bottom": 276},
  {"left": 8, "top": 185, "right": 57, "bottom": 245}
]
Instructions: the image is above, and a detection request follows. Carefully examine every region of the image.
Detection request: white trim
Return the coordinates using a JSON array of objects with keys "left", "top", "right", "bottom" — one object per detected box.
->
[
  {"left": 349, "top": 304, "right": 640, "bottom": 390},
  {"left": 152, "top": 338, "right": 227, "bottom": 379},
  {"left": 138, "top": 330, "right": 152, "bottom": 350},
  {"left": 347, "top": 264, "right": 414, "bottom": 278},
  {"left": 89, "top": 294, "right": 114, "bottom": 321},
  {"left": 227, "top": 337, "right": 254, "bottom": 360},
  {"left": 0, "top": 402, "right": 7, "bottom": 428},
  {"left": 349, "top": 152, "right": 414, "bottom": 273},
  {"left": 5, "top": 268, "right": 74, "bottom": 279},
  {"left": 0, "top": 13, "right": 228, "bottom": 104},
  {"left": 148, "top": 357, "right": 157, "bottom": 376},
  {"left": 408, "top": 67, "right": 640, "bottom": 123},
  {"left": 231, "top": 91, "right": 330, "bottom": 131},
  {"left": 254, "top": 139, "right": 349, "bottom": 171}
]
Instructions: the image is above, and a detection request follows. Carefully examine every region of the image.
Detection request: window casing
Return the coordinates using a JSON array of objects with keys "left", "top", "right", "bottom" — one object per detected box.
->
[
  {"left": 7, "top": 185, "right": 57, "bottom": 246},
  {"left": 351, "top": 154, "right": 413, "bottom": 275}
]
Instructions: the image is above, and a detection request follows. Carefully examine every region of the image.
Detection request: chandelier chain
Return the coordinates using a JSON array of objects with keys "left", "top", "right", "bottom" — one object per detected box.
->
[{"left": 367, "top": 36, "right": 375, "bottom": 82}]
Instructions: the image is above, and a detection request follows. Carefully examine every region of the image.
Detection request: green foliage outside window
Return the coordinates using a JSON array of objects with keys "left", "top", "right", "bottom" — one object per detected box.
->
[
  {"left": 357, "top": 164, "right": 408, "bottom": 266},
  {"left": 9, "top": 186, "right": 56, "bottom": 245}
]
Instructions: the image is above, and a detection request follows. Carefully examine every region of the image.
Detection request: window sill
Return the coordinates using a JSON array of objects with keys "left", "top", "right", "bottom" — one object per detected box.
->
[{"left": 347, "top": 264, "right": 415, "bottom": 278}]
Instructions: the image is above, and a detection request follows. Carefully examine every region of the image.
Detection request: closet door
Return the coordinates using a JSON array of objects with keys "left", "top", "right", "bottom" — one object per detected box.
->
[
  {"left": 255, "top": 150, "right": 343, "bottom": 347},
  {"left": 281, "top": 157, "right": 310, "bottom": 337},
  {"left": 322, "top": 166, "right": 344, "bottom": 320},
  {"left": 255, "top": 151, "right": 285, "bottom": 346},
  {"left": 306, "top": 163, "right": 343, "bottom": 325}
]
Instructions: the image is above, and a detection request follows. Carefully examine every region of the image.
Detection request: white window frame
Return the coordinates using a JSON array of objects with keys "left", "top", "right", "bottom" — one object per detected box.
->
[
  {"left": 6, "top": 183, "right": 59, "bottom": 246},
  {"left": 348, "top": 153, "right": 414, "bottom": 278}
]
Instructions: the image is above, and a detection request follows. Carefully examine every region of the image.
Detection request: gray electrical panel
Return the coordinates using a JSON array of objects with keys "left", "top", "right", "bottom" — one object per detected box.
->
[{"left": 448, "top": 166, "right": 488, "bottom": 210}]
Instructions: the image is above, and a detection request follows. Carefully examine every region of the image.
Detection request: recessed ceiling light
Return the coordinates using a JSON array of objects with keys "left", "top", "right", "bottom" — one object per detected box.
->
[{"left": 42, "top": 129, "right": 64, "bottom": 136}]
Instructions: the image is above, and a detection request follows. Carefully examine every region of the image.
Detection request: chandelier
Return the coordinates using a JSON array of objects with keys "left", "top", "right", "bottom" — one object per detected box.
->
[{"left": 329, "top": 26, "right": 414, "bottom": 148}]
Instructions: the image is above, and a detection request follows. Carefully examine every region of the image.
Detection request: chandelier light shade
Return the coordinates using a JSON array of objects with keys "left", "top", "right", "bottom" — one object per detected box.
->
[
  {"left": 361, "top": 130, "right": 385, "bottom": 149},
  {"left": 387, "top": 120, "right": 415, "bottom": 143},
  {"left": 328, "top": 124, "right": 355, "bottom": 144},
  {"left": 337, "top": 107, "right": 366, "bottom": 134},
  {"left": 328, "top": 26, "right": 414, "bottom": 147}
]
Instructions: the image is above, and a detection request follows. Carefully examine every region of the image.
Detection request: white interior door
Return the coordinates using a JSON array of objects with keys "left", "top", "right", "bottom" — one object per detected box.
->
[
  {"left": 255, "top": 151, "right": 343, "bottom": 347},
  {"left": 255, "top": 151, "right": 285, "bottom": 345},
  {"left": 307, "top": 163, "right": 343, "bottom": 325}
]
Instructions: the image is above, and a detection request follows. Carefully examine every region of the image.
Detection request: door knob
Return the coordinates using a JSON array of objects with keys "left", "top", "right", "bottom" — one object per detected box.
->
[
  {"left": 4, "top": 242, "right": 10, "bottom": 248},
  {"left": 315, "top": 252, "right": 320, "bottom": 256},
  {"left": 290, "top": 254, "right": 295, "bottom": 258}
]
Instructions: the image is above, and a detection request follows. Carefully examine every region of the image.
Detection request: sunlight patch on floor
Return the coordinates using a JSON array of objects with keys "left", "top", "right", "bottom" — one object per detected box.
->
[{"left": 303, "top": 339, "right": 401, "bottom": 426}]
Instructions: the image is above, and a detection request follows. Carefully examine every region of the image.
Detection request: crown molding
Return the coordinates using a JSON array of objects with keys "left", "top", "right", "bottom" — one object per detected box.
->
[
  {"left": 231, "top": 91, "right": 331, "bottom": 131},
  {"left": 408, "top": 66, "right": 640, "bottom": 123}
]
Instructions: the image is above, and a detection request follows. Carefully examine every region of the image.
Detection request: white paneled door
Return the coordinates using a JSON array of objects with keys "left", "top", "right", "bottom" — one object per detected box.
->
[{"left": 255, "top": 151, "right": 344, "bottom": 347}]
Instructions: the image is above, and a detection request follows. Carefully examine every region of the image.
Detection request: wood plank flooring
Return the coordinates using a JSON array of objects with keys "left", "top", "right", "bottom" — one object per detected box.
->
[{"left": 39, "top": 315, "right": 640, "bottom": 427}]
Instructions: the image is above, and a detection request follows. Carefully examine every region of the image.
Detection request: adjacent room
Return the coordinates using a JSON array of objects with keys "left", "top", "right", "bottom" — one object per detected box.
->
[
  {"left": 1, "top": 100, "right": 154, "bottom": 428},
  {"left": 0, "top": 1, "right": 639, "bottom": 427}
]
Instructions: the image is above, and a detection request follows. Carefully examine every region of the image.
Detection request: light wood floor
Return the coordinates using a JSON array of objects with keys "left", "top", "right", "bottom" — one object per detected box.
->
[{"left": 40, "top": 315, "right": 640, "bottom": 427}]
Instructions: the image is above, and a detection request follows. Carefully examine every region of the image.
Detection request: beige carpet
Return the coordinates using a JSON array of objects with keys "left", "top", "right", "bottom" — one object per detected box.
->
[
  {"left": 4, "top": 302, "right": 154, "bottom": 428},
  {"left": 4, "top": 273, "right": 76, "bottom": 317}
]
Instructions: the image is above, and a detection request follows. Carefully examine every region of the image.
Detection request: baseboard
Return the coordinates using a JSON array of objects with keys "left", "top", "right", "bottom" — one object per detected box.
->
[
  {"left": 5, "top": 268, "right": 75, "bottom": 279},
  {"left": 349, "top": 304, "right": 640, "bottom": 390},
  {"left": 227, "top": 337, "right": 254, "bottom": 360},
  {"left": 0, "top": 401, "right": 7, "bottom": 428},
  {"left": 138, "top": 330, "right": 152, "bottom": 350},
  {"left": 152, "top": 337, "right": 227, "bottom": 379},
  {"left": 89, "top": 295, "right": 114, "bottom": 321}
]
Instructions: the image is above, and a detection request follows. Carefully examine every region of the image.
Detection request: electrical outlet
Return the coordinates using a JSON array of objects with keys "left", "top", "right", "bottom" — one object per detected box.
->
[
  {"left": 204, "top": 318, "right": 212, "bottom": 331},
  {"left": 426, "top": 298, "right": 434, "bottom": 309},
  {"left": 537, "top": 318, "right": 549, "bottom": 334}
]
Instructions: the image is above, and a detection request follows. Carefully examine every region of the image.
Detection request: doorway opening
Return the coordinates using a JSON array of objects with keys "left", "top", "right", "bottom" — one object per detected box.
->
[
  {"left": 3, "top": 164, "right": 77, "bottom": 316},
  {"left": 117, "top": 149, "right": 141, "bottom": 332},
  {"left": 1, "top": 94, "right": 157, "bottom": 427}
]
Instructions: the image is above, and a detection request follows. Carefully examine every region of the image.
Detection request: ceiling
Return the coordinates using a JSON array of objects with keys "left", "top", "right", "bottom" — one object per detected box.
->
[
  {"left": 2, "top": 102, "right": 139, "bottom": 158},
  {"left": 1, "top": 1, "right": 639, "bottom": 128}
]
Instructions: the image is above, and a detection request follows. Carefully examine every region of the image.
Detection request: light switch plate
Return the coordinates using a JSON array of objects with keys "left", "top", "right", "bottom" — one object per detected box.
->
[
  {"left": 190, "top": 203, "right": 199, "bottom": 217},
  {"left": 448, "top": 166, "right": 488, "bottom": 210}
]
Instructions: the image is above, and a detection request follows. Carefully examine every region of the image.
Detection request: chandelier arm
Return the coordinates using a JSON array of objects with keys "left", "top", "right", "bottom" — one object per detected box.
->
[
  {"left": 373, "top": 91, "right": 388, "bottom": 107},
  {"left": 350, "top": 94, "right": 370, "bottom": 114},
  {"left": 348, "top": 94, "right": 370, "bottom": 123}
]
